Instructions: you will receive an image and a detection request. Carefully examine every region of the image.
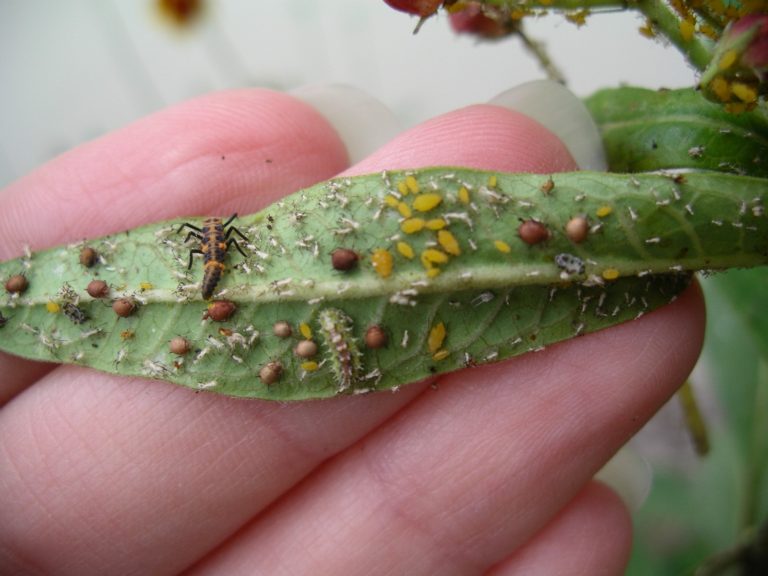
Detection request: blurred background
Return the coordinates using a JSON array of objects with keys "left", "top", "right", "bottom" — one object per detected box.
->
[
  {"left": 3, "top": 2, "right": 765, "bottom": 575},
  {"left": 0, "top": 0, "right": 694, "bottom": 188}
]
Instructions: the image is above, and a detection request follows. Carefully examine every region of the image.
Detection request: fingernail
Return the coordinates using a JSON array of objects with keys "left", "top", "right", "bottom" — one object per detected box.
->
[
  {"left": 489, "top": 80, "right": 607, "bottom": 171},
  {"left": 594, "top": 447, "right": 653, "bottom": 512},
  {"left": 291, "top": 84, "right": 402, "bottom": 164}
]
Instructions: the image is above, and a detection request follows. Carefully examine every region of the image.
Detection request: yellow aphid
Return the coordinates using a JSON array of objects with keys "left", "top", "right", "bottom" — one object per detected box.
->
[
  {"left": 679, "top": 18, "right": 695, "bottom": 42},
  {"left": 299, "top": 322, "right": 312, "bottom": 339},
  {"left": 301, "top": 361, "right": 319, "bottom": 372},
  {"left": 487, "top": 174, "right": 497, "bottom": 188},
  {"left": 384, "top": 195, "right": 399, "bottom": 208},
  {"left": 140, "top": 282, "right": 153, "bottom": 291},
  {"left": 422, "top": 249, "right": 449, "bottom": 264},
  {"left": 725, "top": 102, "right": 749, "bottom": 114},
  {"left": 397, "top": 180, "right": 409, "bottom": 196},
  {"left": 432, "top": 349, "right": 450, "bottom": 361},
  {"left": 371, "top": 248, "right": 394, "bottom": 278},
  {"left": 412, "top": 193, "right": 443, "bottom": 213},
  {"left": 710, "top": 76, "right": 731, "bottom": 102},
  {"left": 602, "top": 268, "right": 620, "bottom": 281},
  {"left": 458, "top": 186, "right": 470, "bottom": 204},
  {"left": 437, "top": 230, "right": 461, "bottom": 256},
  {"left": 719, "top": 49, "right": 738, "bottom": 71},
  {"left": 46, "top": 301, "right": 61, "bottom": 314},
  {"left": 732, "top": 82, "right": 758, "bottom": 104},
  {"left": 700, "top": 24, "right": 717, "bottom": 40},
  {"left": 494, "top": 240, "right": 511, "bottom": 254},
  {"left": 596, "top": 205, "right": 613, "bottom": 218},
  {"left": 405, "top": 175, "right": 420, "bottom": 194},
  {"left": 426, "top": 267, "right": 441, "bottom": 278},
  {"left": 426, "top": 218, "right": 447, "bottom": 230},
  {"left": 401, "top": 218, "right": 425, "bottom": 234},
  {"left": 639, "top": 19, "right": 655, "bottom": 38},
  {"left": 397, "top": 202, "right": 412, "bottom": 218},
  {"left": 396, "top": 241, "right": 415, "bottom": 259},
  {"left": 428, "top": 322, "right": 447, "bottom": 354}
]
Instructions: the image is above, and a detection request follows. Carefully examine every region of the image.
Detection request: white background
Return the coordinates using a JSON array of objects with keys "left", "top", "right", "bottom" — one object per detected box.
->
[{"left": 0, "top": 0, "right": 696, "bottom": 188}]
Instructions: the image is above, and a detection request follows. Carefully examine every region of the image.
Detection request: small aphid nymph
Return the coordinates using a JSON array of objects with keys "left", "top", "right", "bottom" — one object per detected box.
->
[{"left": 177, "top": 214, "right": 250, "bottom": 299}]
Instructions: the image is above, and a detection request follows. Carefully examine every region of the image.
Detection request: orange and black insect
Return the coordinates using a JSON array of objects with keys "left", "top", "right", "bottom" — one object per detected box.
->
[{"left": 177, "top": 214, "right": 249, "bottom": 299}]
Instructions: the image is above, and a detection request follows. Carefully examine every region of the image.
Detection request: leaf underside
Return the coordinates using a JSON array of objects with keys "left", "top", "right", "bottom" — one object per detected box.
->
[{"left": 1, "top": 168, "right": 766, "bottom": 399}]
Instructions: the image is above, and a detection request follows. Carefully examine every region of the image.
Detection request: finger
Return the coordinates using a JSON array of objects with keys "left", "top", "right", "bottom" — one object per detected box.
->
[
  {"left": 0, "top": 89, "right": 348, "bottom": 258},
  {"left": 0, "top": 94, "right": 581, "bottom": 576},
  {"left": 0, "top": 89, "right": 349, "bottom": 400},
  {"left": 490, "top": 482, "right": 632, "bottom": 576},
  {"left": 188, "top": 285, "right": 704, "bottom": 574}
]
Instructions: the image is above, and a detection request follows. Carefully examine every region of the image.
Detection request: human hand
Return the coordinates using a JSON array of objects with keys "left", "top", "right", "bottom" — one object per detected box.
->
[{"left": 0, "top": 84, "right": 704, "bottom": 575}]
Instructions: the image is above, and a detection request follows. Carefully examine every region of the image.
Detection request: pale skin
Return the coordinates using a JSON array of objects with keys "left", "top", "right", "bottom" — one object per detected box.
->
[{"left": 0, "top": 90, "right": 705, "bottom": 575}]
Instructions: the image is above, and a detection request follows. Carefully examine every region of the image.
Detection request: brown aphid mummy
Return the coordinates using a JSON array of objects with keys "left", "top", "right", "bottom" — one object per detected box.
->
[
  {"left": 86, "top": 280, "right": 109, "bottom": 298},
  {"left": 79, "top": 246, "right": 98, "bottom": 267},
  {"left": 112, "top": 297, "right": 136, "bottom": 318},
  {"left": 204, "top": 300, "right": 236, "bottom": 322},
  {"left": 169, "top": 336, "right": 191, "bottom": 355},
  {"left": 364, "top": 325, "right": 388, "bottom": 349},
  {"left": 5, "top": 274, "right": 28, "bottom": 294},
  {"left": 273, "top": 321, "right": 292, "bottom": 338},
  {"left": 294, "top": 339, "right": 318, "bottom": 358},
  {"left": 259, "top": 361, "right": 283, "bottom": 385},
  {"left": 177, "top": 214, "right": 250, "bottom": 300},
  {"left": 565, "top": 216, "right": 589, "bottom": 244},
  {"left": 518, "top": 220, "right": 550, "bottom": 245},
  {"left": 331, "top": 248, "right": 359, "bottom": 271}
]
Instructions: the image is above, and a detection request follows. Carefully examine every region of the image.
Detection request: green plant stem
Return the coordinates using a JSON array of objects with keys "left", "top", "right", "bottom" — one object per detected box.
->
[
  {"left": 677, "top": 379, "right": 710, "bottom": 456},
  {"left": 631, "top": 0, "right": 714, "bottom": 71},
  {"left": 483, "top": 0, "right": 628, "bottom": 9},
  {"left": 515, "top": 23, "right": 567, "bottom": 83},
  {"left": 480, "top": 1, "right": 715, "bottom": 71},
  {"left": 743, "top": 359, "right": 768, "bottom": 529}
]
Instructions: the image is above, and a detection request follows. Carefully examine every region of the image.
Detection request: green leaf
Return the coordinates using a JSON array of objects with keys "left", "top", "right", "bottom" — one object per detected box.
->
[
  {"left": 585, "top": 87, "right": 768, "bottom": 178},
  {"left": 1, "top": 168, "right": 766, "bottom": 399}
]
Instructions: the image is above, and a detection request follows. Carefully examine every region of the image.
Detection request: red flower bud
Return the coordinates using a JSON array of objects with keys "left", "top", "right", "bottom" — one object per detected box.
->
[
  {"left": 383, "top": 0, "right": 443, "bottom": 18},
  {"left": 449, "top": 2, "right": 515, "bottom": 39},
  {"left": 730, "top": 13, "right": 768, "bottom": 73}
]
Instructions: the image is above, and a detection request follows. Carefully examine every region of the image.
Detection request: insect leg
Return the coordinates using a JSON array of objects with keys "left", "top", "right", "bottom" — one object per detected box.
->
[
  {"left": 227, "top": 238, "right": 248, "bottom": 258},
  {"left": 186, "top": 249, "right": 204, "bottom": 270},
  {"left": 177, "top": 222, "right": 203, "bottom": 234},
  {"left": 222, "top": 213, "right": 238, "bottom": 228},
  {"left": 224, "top": 225, "right": 250, "bottom": 243}
]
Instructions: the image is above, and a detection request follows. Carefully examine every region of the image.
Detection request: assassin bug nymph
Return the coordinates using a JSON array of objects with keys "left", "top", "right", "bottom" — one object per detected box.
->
[{"left": 177, "top": 214, "right": 250, "bottom": 299}]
